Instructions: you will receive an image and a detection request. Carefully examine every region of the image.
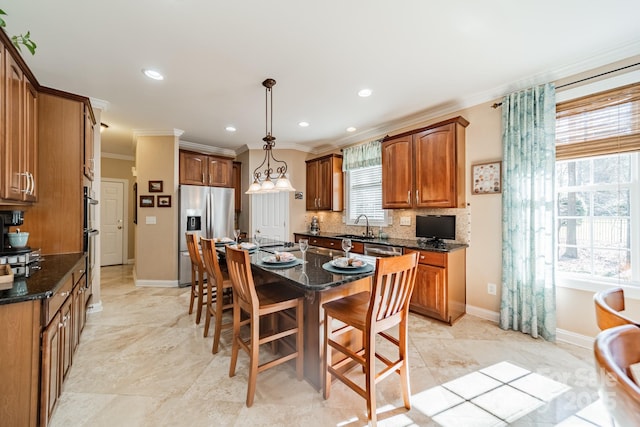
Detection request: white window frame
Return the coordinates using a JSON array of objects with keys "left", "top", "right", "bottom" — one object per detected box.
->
[
  {"left": 344, "top": 165, "right": 391, "bottom": 227},
  {"left": 554, "top": 71, "right": 640, "bottom": 299}
]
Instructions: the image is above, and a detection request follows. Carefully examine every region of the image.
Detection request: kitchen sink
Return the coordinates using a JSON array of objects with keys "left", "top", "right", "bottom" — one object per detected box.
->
[{"left": 335, "top": 234, "right": 376, "bottom": 240}]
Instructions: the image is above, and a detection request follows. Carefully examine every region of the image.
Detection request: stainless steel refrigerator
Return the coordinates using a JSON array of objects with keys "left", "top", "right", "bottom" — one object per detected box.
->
[{"left": 178, "top": 185, "right": 234, "bottom": 286}]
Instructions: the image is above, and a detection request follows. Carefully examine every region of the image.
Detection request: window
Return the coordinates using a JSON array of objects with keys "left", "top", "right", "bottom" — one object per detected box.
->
[
  {"left": 556, "top": 82, "right": 640, "bottom": 286},
  {"left": 345, "top": 165, "right": 390, "bottom": 226}
]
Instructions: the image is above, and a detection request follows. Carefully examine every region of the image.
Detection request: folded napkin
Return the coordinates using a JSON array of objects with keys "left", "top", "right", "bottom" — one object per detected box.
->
[
  {"left": 239, "top": 242, "right": 257, "bottom": 250},
  {"left": 334, "top": 257, "right": 365, "bottom": 268},
  {"left": 274, "top": 251, "right": 296, "bottom": 262}
]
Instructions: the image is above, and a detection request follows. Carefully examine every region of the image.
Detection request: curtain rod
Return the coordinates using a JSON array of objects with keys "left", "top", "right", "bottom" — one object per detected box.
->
[{"left": 490, "top": 61, "right": 640, "bottom": 109}]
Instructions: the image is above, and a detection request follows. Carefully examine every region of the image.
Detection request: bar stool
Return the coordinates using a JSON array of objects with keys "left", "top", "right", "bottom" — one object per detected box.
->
[
  {"left": 323, "top": 252, "right": 419, "bottom": 425},
  {"left": 225, "top": 246, "right": 304, "bottom": 407},
  {"left": 594, "top": 287, "right": 639, "bottom": 330},
  {"left": 200, "top": 237, "right": 234, "bottom": 352},
  {"left": 185, "top": 233, "right": 207, "bottom": 324}
]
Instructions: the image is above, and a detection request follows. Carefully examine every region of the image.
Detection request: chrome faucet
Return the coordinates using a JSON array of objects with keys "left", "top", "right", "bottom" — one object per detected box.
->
[{"left": 355, "top": 214, "right": 372, "bottom": 238}]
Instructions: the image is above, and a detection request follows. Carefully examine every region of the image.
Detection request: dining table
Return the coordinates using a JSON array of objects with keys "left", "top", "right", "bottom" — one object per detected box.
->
[{"left": 217, "top": 239, "right": 375, "bottom": 390}]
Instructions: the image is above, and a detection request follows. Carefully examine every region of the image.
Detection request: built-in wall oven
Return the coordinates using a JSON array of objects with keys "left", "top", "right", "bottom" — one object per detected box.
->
[{"left": 83, "top": 186, "right": 99, "bottom": 283}]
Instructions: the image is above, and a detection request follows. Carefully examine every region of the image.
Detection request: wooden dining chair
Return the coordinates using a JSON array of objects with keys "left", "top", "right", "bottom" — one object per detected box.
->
[
  {"left": 594, "top": 324, "right": 640, "bottom": 427},
  {"left": 594, "top": 287, "right": 639, "bottom": 331},
  {"left": 224, "top": 246, "right": 304, "bottom": 407},
  {"left": 185, "top": 233, "right": 207, "bottom": 324},
  {"left": 200, "top": 238, "right": 234, "bottom": 352},
  {"left": 322, "top": 252, "right": 419, "bottom": 425}
]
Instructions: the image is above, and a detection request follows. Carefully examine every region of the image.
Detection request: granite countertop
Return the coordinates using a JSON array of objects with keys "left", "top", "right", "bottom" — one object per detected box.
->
[
  {"left": 293, "top": 231, "right": 468, "bottom": 253},
  {"left": 0, "top": 253, "right": 85, "bottom": 305},
  {"left": 246, "top": 247, "right": 374, "bottom": 292}
]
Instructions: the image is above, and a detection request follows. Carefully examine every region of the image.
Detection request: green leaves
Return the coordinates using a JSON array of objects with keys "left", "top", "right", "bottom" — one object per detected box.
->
[{"left": 0, "top": 8, "right": 37, "bottom": 55}]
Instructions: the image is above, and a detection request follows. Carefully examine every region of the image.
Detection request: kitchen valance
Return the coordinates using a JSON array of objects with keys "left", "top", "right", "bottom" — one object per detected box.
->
[{"left": 342, "top": 139, "right": 382, "bottom": 171}]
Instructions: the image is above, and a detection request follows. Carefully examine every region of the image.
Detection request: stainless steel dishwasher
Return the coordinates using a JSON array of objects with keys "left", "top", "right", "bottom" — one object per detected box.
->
[{"left": 363, "top": 243, "right": 403, "bottom": 258}]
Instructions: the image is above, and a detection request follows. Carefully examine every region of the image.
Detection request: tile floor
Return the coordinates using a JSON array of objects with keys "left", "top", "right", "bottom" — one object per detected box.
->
[{"left": 50, "top": 265, "right": 614, "bottom": 426}]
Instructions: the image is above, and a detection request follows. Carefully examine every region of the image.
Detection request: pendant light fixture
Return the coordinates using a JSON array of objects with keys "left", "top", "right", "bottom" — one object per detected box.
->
[{"left": 245, "top": 78, "right": 295, "bottom": 194}]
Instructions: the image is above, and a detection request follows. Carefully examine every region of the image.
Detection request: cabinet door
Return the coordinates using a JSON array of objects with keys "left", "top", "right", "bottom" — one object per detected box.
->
[
  {"left": 72, "top": 285, "right": 82, "bottom": 355},
  {"left": 306, "top": 160, "right": 319, "bottom": 210},
  {"left": 23, "top": 81, "right": 37, "bottom": 201},
  {"left": 207, "top": 156, "right": 232, "bottom": 187},
  {"left": 232, "top": 161, "right": 242, "bottom": 211},
  {"left": 415, "top": 124, "right": 456, "bottom": 207},
  {"left": 410, "top": 263, "right": 447, "bottom": 322},
  {"left": 381, "top": 136, "right": 413, "bottom": 208},
  {"left": 4, "top": 51, "right": 24, "bottom": 201},
  {"left": 316, "top": 157, "right": 333, "bottom": 210},
  {"left": 60, "top": 298, "right": 73, "bottom": 381},
  {"left": 41, "top": 312, "right": 62, "bottom": 427},
  {"left": 83, "top": 106, "right": 95, "bottom": 181},
  {"left": 179, "top": 151, "right": 208, "bottom": 185}
]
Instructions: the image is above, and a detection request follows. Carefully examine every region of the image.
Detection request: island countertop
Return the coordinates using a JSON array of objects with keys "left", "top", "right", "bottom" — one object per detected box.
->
[{"left": 0, "top": 253, "right": 86, "bottom": 305}]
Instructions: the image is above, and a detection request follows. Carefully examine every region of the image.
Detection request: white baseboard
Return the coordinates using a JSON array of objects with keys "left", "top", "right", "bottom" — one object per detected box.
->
[
  {"left": 135, "top": 279, "right": 179, "bottom": 288},
  {"left": 465, "top": 305, "right": 594, "bottom": 349},
  {"left": 556, "top": 328, "right": 594, "bottom": 349},
  {"left": 87, "top": 300, "right": 103, "bottom": 313},
  {"left": 466, "top": 304, "right": 500, "bottom": 323}
]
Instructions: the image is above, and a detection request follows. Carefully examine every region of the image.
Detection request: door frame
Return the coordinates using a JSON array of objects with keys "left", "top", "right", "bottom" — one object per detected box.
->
[{"left": 100, "top": 178, "right": 129, "bottom": 265}]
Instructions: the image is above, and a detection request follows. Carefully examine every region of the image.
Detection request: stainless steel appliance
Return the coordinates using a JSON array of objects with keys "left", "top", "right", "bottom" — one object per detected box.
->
[
  {"left": 84, "top": 187, "right": 99, "bottom": 282},
  {"left": 179, "top": 185, "right": 234, "bottom": 286},
  {"left": 363, "top": 243, "right": 402, "bottom": 258}
]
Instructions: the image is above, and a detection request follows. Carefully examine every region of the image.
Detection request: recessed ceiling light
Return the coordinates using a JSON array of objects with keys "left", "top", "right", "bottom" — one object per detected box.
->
[
  {"left": 298, "top": 121, "right": 310, "bottom": 127},
  {"left": 142, "top": 69, "right": 164, "bottom": 80},
  {"left": 358, "top": 88, "right": 372, "bottom": 97},
  {"left": 225, "top": 126, "right": 237, "bottom": 132},
  {"left": 346, "top": 127, "right": 357, "bottom": 132}
]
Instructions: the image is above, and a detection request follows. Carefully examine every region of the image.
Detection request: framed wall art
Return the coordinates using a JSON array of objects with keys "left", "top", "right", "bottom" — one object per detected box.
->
[
  {"left": 472, "top": 161, "right": 502, "bottom": 195},
  {"left": 157, "top": 195, "right": 171, "bottom": 207},
  {"left": 140, "top": 195, "right": 155, "bottom": 207},
  {"left": 149, "top": 180, "right": 163, "bottom": 192}
]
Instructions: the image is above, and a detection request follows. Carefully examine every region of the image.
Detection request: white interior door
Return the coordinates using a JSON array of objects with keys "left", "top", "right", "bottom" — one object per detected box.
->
[
  {"left": 251, "top": 191, "right": 289, "bottom": 242},
  {"left": 101, "top": 180, "right": 125, "bottom": 265}
]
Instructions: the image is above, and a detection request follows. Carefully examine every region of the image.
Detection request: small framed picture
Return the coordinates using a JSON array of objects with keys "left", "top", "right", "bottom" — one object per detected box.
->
[
  {"left": 149, "top": 181, "right": 163, "bottom": 192},
  {"left": 140, "top": 195, "right": 155, "bottom": 207},
  {"left": 472, "top": 161, "right": 502, "bottom": 195},
  {"left": 157, "top": 195, "right": 171, "bottom": 207}
]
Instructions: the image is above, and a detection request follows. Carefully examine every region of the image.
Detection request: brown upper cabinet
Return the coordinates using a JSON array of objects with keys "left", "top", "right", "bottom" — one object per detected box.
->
[
  {"left": 2, "top": 46, "right": 38, "bottom": 202},
  {"left": 179, "top": 150, "right": 233, "bottom": 188},
  {"left": 306, "top": 154, "right": 343, "bottom": 211},
  {"left": 382, "top": 116, "right": 468, "bottom": 209}
]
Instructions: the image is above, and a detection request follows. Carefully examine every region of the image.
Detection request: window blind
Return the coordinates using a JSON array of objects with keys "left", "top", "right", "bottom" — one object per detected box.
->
[
  {"left": 556, "top": 82, "right": 640, "bottom": 160},
  {"left": 347, "top": 165, "right": 386, "bottom": 222}
]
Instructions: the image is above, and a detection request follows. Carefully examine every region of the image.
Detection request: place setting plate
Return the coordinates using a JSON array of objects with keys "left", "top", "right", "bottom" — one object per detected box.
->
[
  {"left": 228, "top": 242, "right": 258, "bottom": 253},
  {"left": 322, "top": 257, "right": 374, "bottom": 275},
  {"left": 257, "top": 253, "right": 302, "bottom": 269},
  {"left": 214, "top": 237, "right": 235, "bottom": 247}
]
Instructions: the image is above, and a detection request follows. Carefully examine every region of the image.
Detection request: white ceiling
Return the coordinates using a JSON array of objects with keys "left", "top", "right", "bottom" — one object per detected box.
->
[{"left": 4, "top": 1, "right": 640, "bottom": 157}]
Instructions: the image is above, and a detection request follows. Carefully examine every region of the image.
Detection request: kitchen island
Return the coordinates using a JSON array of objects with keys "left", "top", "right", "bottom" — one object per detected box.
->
[{"left": 231, "top": 245, "right": 374, "bottom": 390}]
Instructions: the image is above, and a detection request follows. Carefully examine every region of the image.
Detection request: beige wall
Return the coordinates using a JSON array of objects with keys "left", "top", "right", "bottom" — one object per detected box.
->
[
  {"left": 134, "top": 134, "right": 179, "bottom": 283},
  {"left": 101, "top": 157, "right": 136, "bottom": 261}
]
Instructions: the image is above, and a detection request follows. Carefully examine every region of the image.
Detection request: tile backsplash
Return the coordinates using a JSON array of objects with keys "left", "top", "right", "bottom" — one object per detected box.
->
[{"left": 303, "top": 207, "right": 470, "bottom": 244}]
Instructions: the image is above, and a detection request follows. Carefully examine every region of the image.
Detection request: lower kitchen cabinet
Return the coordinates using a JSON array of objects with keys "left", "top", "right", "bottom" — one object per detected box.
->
[
  {"left": 39, "top": 257, "right": 88, "bottom": 426},
  {"left": 404, "top": 248, "right": 466, "bottom": 324},
  {"left": 294, "top": 234, "right": 364, "bottom": 254}
]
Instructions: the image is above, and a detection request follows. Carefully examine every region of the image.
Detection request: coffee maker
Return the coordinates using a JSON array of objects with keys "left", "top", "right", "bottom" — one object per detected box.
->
[{"left": 0, "top": 210, "right": 25, "bottom": 252}]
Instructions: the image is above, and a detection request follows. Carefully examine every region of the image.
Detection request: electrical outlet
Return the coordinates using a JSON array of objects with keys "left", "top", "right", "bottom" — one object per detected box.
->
[
  {"left": 487, "top": 283, "right": 497, "bottom": 295},
  {"left": 400, "top": 216, "right": 411, "bottom": 226},
  {"left": 145, "top": 216, "right": 156, "bottom": 225}
]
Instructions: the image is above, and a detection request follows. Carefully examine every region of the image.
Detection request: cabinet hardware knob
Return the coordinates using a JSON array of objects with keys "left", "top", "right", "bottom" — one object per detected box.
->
[
  {"left": 59, "top": 291, "right": 70, "bottom": 297},
  {"left": 407, "top": 191, "right": 411, "bottom": 204},
  {"left": 416, "top": 190, "right": 419, "bottom": 204}
]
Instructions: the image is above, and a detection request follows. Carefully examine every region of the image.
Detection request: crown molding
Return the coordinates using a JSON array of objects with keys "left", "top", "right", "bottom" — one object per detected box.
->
[
  {"left": 133, "top": 128, "right": 185, "bottom": 138},
  {"left": 101, "top": 152, "right": 135, "bottom": 161},
  {"left": 90, "top": 97, "right": 110, "bottom": 111},
  {"left": 179, "top": 140, "right": 237, "bottom": 158}
]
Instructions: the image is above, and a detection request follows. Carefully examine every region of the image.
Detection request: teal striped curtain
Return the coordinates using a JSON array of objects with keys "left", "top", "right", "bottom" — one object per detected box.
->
[
  {"left": 500, "top": 83, "right": 557, "bottom": 341},
  {"left": 342, "top": 139, "right": 382, "bottom": 171}
]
